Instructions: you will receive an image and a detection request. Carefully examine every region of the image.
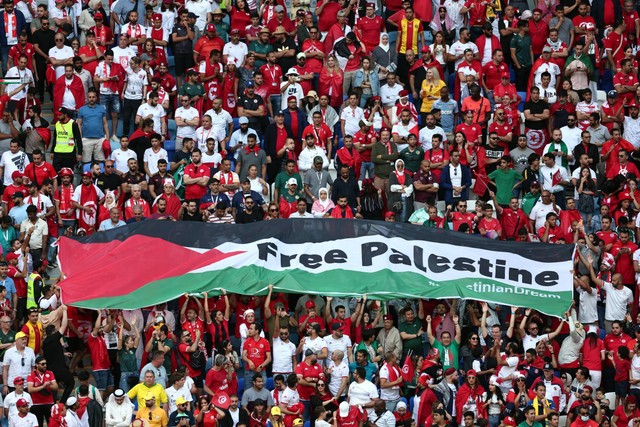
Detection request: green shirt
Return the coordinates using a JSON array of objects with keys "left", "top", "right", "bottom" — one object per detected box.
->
[
  {"left": 120, "top": 347, "right": 138, "bottom": 372},
  {"left": 510, "top": 33, "right": 532, "bottom": 67},
  {"left": 0, "top": 329, "right": 15, "bottom": 359},
  {"left": 249, "top": 40, "right": 274, "bottom": 68},
  {"left": 488, "top": 168, "right": 523, "bottom": 205},
  {"left": 399, "top": 147, "right": 425, "bottom": 173},
  {"left": 432, "top": 339, "right": 460, "bottom": 369},
  {"left": 398, "top": 320, "right": 422, "bottom": 354},
  {"left": 178, "top": 82, "right": 205, "bottom": 99},
  {"left": 214, "top": 21, "right": 230, "bottom": 42},
  {"left": 150, "top": 338, "right": 174, "bottom": 372},
  {"left": 274, "top": 172, "right": 302, "bottom": 199},
  {"left": 517, "top": 422, "right": 543, "bottom": 427}
]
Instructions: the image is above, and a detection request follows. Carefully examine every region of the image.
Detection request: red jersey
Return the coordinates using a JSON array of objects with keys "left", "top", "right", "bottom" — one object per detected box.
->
[
  {"left": 450, "top": 211, "right": 475, "bottom": 231},
  {"left": 613, "top": 71, "right": 638, "bottom": 104},
  {"left": 493, "top": 83, "right": 519, "bottom": 103},
  {"left": 488, "top": 122, "right": 512, "bottom": 149},
  {"left": 260, "top": 63, "right": 283, "bottom": 96},
  {"left": 336, "top": 405, "right": 366, "bottom": 427},
  {"left": 483, "top": 61, "right": 509, "bottom": 92},
  {"left": 355, "top": 15, "right": 385, "bottom": 52},
  {"left": 455, "top": 123, "right": 482, "bottom": 144},
  {"left": 78, "top": 45, "right": 104, "bottom": 76},
  {"left": 27, "top": 370, "right": 56, "bottom": 404},
  {"left": 528, "top": 19, "right": 549, "bottom": 55},
  {"left": 266, "top": 17, "right": 295, "bottom": 34},
  {"left": 23, "top": 162, "right": 57, "bottom": 187},
  {"left": 302, "top": 124, "right": 332, "bottom": 151},
  {"left": 7, "top": 266, "right": 25, "bottom": 297},
  {"left": 499, "top": 208, "right": 529, "bottom": 239},
  {"left": 604, "top": 332, "right": 632, "bottom": 366},
  {"left": 181, "top": 318, "right": 205, "bottom": 339},
  {"left": 424, "top": 147, "right": 449, "bottom": 181},
  {"left": 2, "top": 184, "right": 28, "bottom": 211},
  {"left": 353, "top": 129, "right": 379, "bottom": 162},
  {"left": 300, "top": 39, "right": 325, "bottom": 73},
  {"left": 205, "top": 366, "right": 230, "bottom": 394},
  {"left": 464, "top": 0, "right": 489, "bottom": 26},
  {"left": 183, "top": 164, "right": 211, "bottom": 200},
  {"left": 298, "top": 315, "right": 326, "bottom": 334},
  {"left": 604, "top": 32, "right": 628, "bottom": 65},
  {"left": 243, "top": 336, "right": 271, "bottom": 369},
  {"left": 294, "top": 361, "right": 325, "bottom": 400},
  {"left": 87, "top": 333, "right": 111, "bottom": 370},
  {"left": 8, "top": 43, "right": 34, "bottom": 71},
  {"left": 90, "top": 24, "right": 114, "bottom": 47},
  {"left": 316, "top": 0, "right": 342, "bottom": 32},
  {"left": 178, "top": 342, "right": 202, "bottom": 378},
  {"left": 537, "top": 225, "right": 561, "bottom": 242},
  {"left": 596, "top": 230, "right": 618, "bottom": 250},
  {"left": 194, "top": 36, "right": 225, "bottom": 62},
  {"left": 611, "top": 240, "right": 638, "bottom": 284}
]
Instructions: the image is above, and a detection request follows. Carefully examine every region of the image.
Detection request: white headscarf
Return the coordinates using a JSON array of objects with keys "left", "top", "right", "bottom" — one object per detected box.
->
[
  {"left": 395, "top": 159, "right": 405, "bottom": 176},
  {"left": 318, "top": 188, "right": 331, "bottom": 208},
  {"left": 379, "top": 33, "right": 390, "bottom": 52},
  {"left": 104, "top": 190, "right": 118, "bottom": 211}
]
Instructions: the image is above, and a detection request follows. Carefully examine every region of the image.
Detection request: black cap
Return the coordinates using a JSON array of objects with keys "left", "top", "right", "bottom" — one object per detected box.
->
[
  {"left": 543, "top": 363, "right": 553, "bottom": 370},
  {"left": 304, "top": 349, "right": 315, "bottom": 357},
  {"left": 331, "top": 322, "right": 342, "bottom": 331},
  {"left": 11, "top": 191, "right": 24, "bottom": 198}
]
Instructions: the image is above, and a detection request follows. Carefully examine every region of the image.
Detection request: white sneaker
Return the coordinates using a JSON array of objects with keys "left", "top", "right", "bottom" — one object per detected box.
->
[{"left": 111, "top": 135, "right": 119, "bottom": 142}]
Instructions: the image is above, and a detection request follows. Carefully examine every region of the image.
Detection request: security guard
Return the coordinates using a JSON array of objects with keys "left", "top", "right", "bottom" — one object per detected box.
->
[{"left": 52, "top": 107, "right": 82, "bottom": 172}]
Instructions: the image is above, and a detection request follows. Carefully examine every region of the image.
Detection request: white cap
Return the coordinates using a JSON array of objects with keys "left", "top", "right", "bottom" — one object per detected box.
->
[
  {"left": 286, "top": 69, "right": 299, "bottom": 76},
  {"left": 339, "top": 401, "right": 350, "bottom": 418},
  {"left": 66, "top": 397, "right": 78, "bottom": 407},
  {"left": 287, "top": 178, "right": 298, "bottom": 186}
]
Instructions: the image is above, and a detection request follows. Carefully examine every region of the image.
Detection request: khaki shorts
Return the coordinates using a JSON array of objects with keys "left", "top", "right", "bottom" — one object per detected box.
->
[{"left": 82, "top": 137, "right": 106, "bottom": 163}]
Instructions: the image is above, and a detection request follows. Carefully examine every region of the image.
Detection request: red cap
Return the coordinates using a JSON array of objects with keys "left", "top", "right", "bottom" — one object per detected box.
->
[
  {"left": 503, "top": 417, "right": 517, "bottom": 427},
  {"left": 82, "top": 171, "right": 92, "bottom": 178},
  {"left": 11, "top": 171, "right": 23, "bottom": 180},
  {"left": 59, "top": 167, "right": 73, "bottom": 177},
  {"left": 366, "top": 2, "right": 375, "bottom": 6},
  {"left": 385, "top": 211, "right": 395, "bottom": 219},
  {"left": 620, "top": 191, "right": 632, "bottom": 201},
  {"left": 13, "top": 376, "right": 24, "bottom": 384},
  {"left": 501, "top": 71, "right": 510, "bottom": 78},
  {"left": 421, "top": 45, "right": 430, "bottom": 53},
  {"left": 466, "top": 369, "right": 477, "bottom": 377},
  {"left": 399, "top": 89, "right": 409, "bottom": 97},
  {"left": 6, "top": 252, "right": 19, "bottom": 261},
  {"left": 629, "top": 102, "right": 639, "bottom": 109},
  {"left": 230, "top": 28, "right": 240, "bottom": 35},
  {"left": 305, "top": 300, "right": 316, "bottom": 309},
  {"left": 93, "top": 11, "right": 103, "bottom": 19},
  {"left": 152, "top": 13, "right": 162, "bottom": 20},
  {"left": 16, "top": 398, "right": 28, "bottom": 407},
  {"left": 287, "top": 95, "right": 297, "bottom": 102},
  {"left": 532, "top": 7, "right": 542, "bottom": 12},
  {"left": 383, "top": 314, "right": 393, "bottom": 321},
  {"left": 206, "top": 23, "right": 216, "bottom": 32}
]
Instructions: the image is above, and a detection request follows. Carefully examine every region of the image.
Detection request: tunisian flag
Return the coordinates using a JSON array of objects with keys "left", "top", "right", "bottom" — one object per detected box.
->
[
  {"left": 551, "top": 169, "right": 562, "bottom": 186},
  {"left": 401, "top": 352, "right": 414, "bottom": 382},
  {"left": 53, "top": 75, "right": 85, "bottom": 122}
]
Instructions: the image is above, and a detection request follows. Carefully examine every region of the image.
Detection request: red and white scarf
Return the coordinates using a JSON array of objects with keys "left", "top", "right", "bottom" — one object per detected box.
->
[{"left": 4, "top": 12, "right": 16, "bottom": 40}]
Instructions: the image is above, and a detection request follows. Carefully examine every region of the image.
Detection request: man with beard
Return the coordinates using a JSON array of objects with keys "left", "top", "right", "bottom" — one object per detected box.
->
[
  {"left": 51, "top": 106, "right": 82, "bottom": 173},
  {"left": 295, "top": 349, "right": 325, "bottom": 417},
  {"left": 26, "top": 354, "right": 58, "bottom": 425},
  {"left": 71, "top": 171, "right": 104, "bottom": 235},
  {"left": 53, "top": 65, "right": 85, "bottom": 119},
  {"left": 137, "top": 393, "right": 169, "bottom": 427}
]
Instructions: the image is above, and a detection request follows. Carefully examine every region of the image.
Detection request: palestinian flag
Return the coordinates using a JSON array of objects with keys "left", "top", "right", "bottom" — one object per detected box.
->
[{"left": 58, "top": 220, "right": 575, "bottom": 316}]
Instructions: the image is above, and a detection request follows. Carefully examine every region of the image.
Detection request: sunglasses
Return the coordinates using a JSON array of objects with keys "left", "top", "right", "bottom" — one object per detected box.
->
[{"left": 269, "top": 209, "right": 279, "bottom": 212}]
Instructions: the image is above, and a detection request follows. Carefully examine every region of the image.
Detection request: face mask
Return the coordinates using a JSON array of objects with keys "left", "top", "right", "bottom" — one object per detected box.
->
[{"left": 581, "top": 416, "right": 590, "bottom": 422}]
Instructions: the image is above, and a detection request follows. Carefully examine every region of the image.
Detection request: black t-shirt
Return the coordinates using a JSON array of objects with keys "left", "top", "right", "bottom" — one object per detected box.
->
[
  {"left": 523, "top": 100, "right": 550, "bottom": 130},
  {"left": 484, "top": 144, "right": 507, "bottom": 174},
  {"left": 32, "top": 29, "right": 56, "bottom": 62},
  {"left": 235, "top": 207, "right": 264, "bottom": 224},
  {"left": 173, "top": 150, "right": 191, "bottom": 166},
  {"left": 273, "top": 38, "right": 297, "bottom": 72},
  {"left": 43, "top": 331, "right": 66, "bottom": 371},
  {"left": 96, "top": 173, "right": 122, "bottom": 192},
  {"left": 182, "top": 211, "right": 201, "bottom": 221},
  {"left": 240, "top": 94, "right": 264, "bottom": 118}
]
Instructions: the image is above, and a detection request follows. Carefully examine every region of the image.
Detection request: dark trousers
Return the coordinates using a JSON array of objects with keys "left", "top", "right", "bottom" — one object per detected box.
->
[
  {"left": 52, "top": 153, "right": 77, "bottom": 173},
  {"left": 31, "top": 403, "right": 52, "bottom": 427},
  {"left": 52, "top": 366, "right": 75, "bottom": 403},
  {"left": 122, "top": 98, "right": 142, "bottom": 137},
  {"left": 35, "top": 59, "right": 48, "bottom": 99},
  {"left": 514, "top": 65, "right": 531, "bottom": 92}
]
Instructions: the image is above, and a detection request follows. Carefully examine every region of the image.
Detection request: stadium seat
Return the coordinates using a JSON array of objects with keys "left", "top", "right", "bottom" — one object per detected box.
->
[
  {"left": 233, "top": 117, "right": 240, "bottom": 131},
  {"left": 83, "top": 163, "right": 104, "bottom": 173},
  {"left": 168, "top": 119, "right": 177, "bottom": 139},
  {"left": 304, "top": 422, "right": 310, "bottom": 427},
  {"left": 517, "top": 92, "right": 526, "bottom": 112},
  {"left": 596, "top": 90, "right": 606, "bottom": 106},
  {"left": 266, "top": 377, "right": 274, "bottom": 390},
  {"left": 165, "top": 140, "right": 176, "bottom": 162},
  {"left": 387, "top": 31, "right": 398, "bottom": 46},
  {"left": 409, "top": 396, "right": 414, "bottom": 414}
]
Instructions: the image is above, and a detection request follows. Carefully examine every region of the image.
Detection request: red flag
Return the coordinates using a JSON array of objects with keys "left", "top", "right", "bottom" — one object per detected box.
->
[
  {"left": 401, "top": 353, "right": 414, "bottom": 382},
  {"left": 551, "top": 169, "right": 561, "bottom": 186}
]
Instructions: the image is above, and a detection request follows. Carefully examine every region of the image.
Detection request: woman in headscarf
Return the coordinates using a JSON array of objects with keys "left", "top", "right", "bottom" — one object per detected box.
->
[
  {"left": 312, "top": 188, "right": 335, "bottom": 217},
  {"left": 98, "top": 190, "right": 121, "bottom": 225},
  {"left": 372, "top": 33, "right": 397, "bottom": 85},
  {"left": 388, "top": 159, "right": 414, "bottom": 223}
]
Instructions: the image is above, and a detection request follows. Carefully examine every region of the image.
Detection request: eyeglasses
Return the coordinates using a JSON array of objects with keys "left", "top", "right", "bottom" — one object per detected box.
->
[
  {"left": 38, "top": 362, "right": 47, "bottom": 366},
  {"left": 105, "top": 165, "right": 114, "bottom": 168},
  {"left": 269, "top": 209, "right": 279, "bottom": 212},
  {"left": 55, "top": 38, "right": 64, "bottom": 42},
  {"left": 619, "top": 155, "right": 626, "bottom": 158},
  {"left": 490, "top": 137, "right": 499, "bottom": 140},
  {"left": 181, "top": 99, "right": 190, "bottom": 103},
  {"left": 470, "top": 337, "right": 478, "bottom": 340},
  {"left": 459, "top": 204, "right": 467, "bottom": 207},
  {"left": 279, "top": 332, "right": 289, "bottom": 336},
  {"left": 41, "top": 22, "right": 49, "bottom": 25},
  {"left": 567, "top": 119, "right": 575, "bottom": 122},
  {"left": 317, "top": 383, "right": 326, "bottom": 387},
  {"left": 516, "top": 378, "right": 525, "bottom": 382}
]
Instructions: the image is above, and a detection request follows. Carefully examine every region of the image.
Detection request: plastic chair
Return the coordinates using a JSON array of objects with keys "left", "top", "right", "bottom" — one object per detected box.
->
[
  {"left": 387, "top": 31, "right": 398, "bottom": 46},
  {"left": 233, "top": 117, "right": 240, "bottom": 131},
  {"left": 167, "top": 119, "right": 177, "bottom": 139},
  {"left": 266, "top": 377, "right": 274, "bottom": 390}
]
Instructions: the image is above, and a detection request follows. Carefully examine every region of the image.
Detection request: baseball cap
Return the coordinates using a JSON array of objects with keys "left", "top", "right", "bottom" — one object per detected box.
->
[
  {"left": 59, "top": 167, "right": 73, "bottom": 177},
  {"left": 607, "top": 90, "right": 618, "bottom": 98},
  {"left": 421, "top": 45, "right": 430, "bottom": 53},
  {"left": 542, "top": 46, "right": 552, "bottom": 53},
  {"left": 143, "top": 392, "right": 156, "bottom": 400},
  {"left": 313, "top": 156, "right": 323, "bottom": 164},
  {"left": 466, "top": 369, "right": 477, "bottom": 377},
  {"left": 293, "top": 419, "right": 304, "bottom": 427},
  {"left": 94, "top": 11, "right": 103, "bottom": 19},
  {"left": 82, "top": 171, "right": 92, "bottom": 178},
  {"left": 501, "top": 71, "right": 510, "bottom": 79},
  {"left": 305, "top": 300, "right": 315, "bottom": 308},
  {"left": 331, "top": 322, "right": 342, "bottom": 331},
  {"left": 385, "top": 211, "right": 395, "bottom": 219},
  {"left": 11, "top": 171, "right": 23, "bottom": 180},
  {"left": 271, "top": 407, "right": 281, "bottom": 416},
  {"left": 10, "top": 191, "right": 23, "bottom": 199},
  {"left": 274, "top": 4, "right": 284, "bottom": 12},
  {"left": 206, "top": 23, "right": 216, "bottom": 32},
  {"left": 15, "top": 331, "right": 26, "bottom": 340},
  {"left": 339, "top": 402, "right": 350, "bottom": 418},
  {"left": 287, "top": 178, "right": 298, "bottom": 186},
  {"left": 296, "top": 52, "right": 306, "bottom": 59},
  {"left": 176, "top": 397, "right": 188, "bottom": 405},
  {"left": 230, "top": 28, "right": 240, "bottom": 35},
  {"left": 304, "top": 349, "right": 315, "bottom": 357},
  {"left": 16, "top": 398, "right": 28, "bottom": 407},
  {"left": 245, "top": 80, "right": 255, "bottom": 88},
  {"left": 543, "top": 363, "right": 553, "bottom": 371},
  {"left": 6, "top": 252, "right": 19, "bottom": 261},
  {"left": 13, "top": 376, "right": 24, "bottom": 385}
]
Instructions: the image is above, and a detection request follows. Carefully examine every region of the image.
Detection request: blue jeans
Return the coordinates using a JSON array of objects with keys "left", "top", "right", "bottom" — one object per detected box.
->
[
  {"left": 488, "top": 415, "right": 501, "bottom": 427},
  {"left": 243, "top": 365, "right": 266, "bottom": 390},
  {"left": 360, "top": 161, "right": 374, "bottom": 179},
  {"left": 0, "top": 44, "right": 11, "bottom": 76},
  {"left": 119, "top": 371, "right": 138, "bottom": 392}
]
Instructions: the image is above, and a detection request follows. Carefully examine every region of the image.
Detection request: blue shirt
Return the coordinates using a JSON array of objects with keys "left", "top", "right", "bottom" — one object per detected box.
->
[
  {"left": 77, "top": 104, "right": 106, "bottom": 139},
  {"left": 348, "top": 361, "right": 378, "bottom": 381},
  {"left": 0, "top": 277, "right": 16, "bottom": 303},
  {"left": 98, "top": 219, "right": 126, "bottom": 231},
  {"left": 9, "top": 204, "right": 28, "bottom": 226},
  {"left": 433, "top": 99, "right": 458, "bottom": 133}
]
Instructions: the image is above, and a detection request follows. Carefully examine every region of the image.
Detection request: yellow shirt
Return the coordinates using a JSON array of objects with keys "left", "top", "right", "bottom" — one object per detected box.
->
[
  {"left": 127, "top": 383, "right": 169, "bottom": 409},
  {"left": 420, "top": 80, "right": 446, "bottom": 113},
  {"left": 136, "top": 407, "right": 168, "bottom": 427}
]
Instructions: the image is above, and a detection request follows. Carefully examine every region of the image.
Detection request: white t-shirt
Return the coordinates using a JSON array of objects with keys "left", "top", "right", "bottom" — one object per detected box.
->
[
  {"left": 110, "top": 148, "right": 138, "bottom": 174},
  {"left": 0, "top": 150, "right": 29, "bottom": 186},
  {"left": 203, "top": 109, "right": 233, "bottom": 143},
  {"left": 5, "top": 67, "right": 34, "bottom": 102},
  {"left": 165, "top": 385, "right": 193, "bottom": 414},
  {"left": 279, "top": 82, "right": 304, "bottom": 110},
  {"left": 324, "top": 334, "right": 352, "bottom": 366},
  {"left": 124, "top": 69, "right": 148, "bottom": 100},
  {"left": 418, "top": 126, "right": 445, "bottom": 151},
  {"left": 631, "top": 355, "right": 640, "bottom": 390},
  {"left": 340, "top": 106, "right": 365, "bottom": 137},
  {"left": 3, "top": 347, "right": 36, "bottom": 386},
  {"left": 136, "top": 103, "right": 166, "bottom": 134},
  {"left": 223, "top": 42, "right": 248, "bottom": 67},
  {"left": 8, "top": 411, "right": 38, "bottom": 427},
  {"left": 4, "top": 391, "right": 31, "bottom": 420},
  {"left": 603, "top": 281, "right": 634, "bottom": 321},
  {"left": 378, "top": 363, "right": 401, "bottom": 401},
  {"left": 449, "top": 41, "right": 479, "bottom": 68},
  {"left": 576, "top": 286, "right": 598, "bottom": 324},
  {"left": 496, "top": 355, "right": 518, "bottom": 390},
  {"left": 174, "top": 106, "right": 199, "bottom": 139},
  {"left": 529, "top": 202, "right": 561, "bottom": 231},
  {"left": 272, "top": 337, "right": 296, "bottom": 374},
  {"left": 48, "top": 45, "right": 75, "bottom": 79},
  {"left": 347, "top": 380, "right": 379, "bottom": 417},
  {"left": 327, "top": 359, "right": 349, "bottom": 397},
  {"left": 112, "top": 46, "right": 137, "bottom": 72},
  {"left": 522, "top": 333, "right": 552, "bottom": 352},
  {"left": 280, "top": 386, "right": 300, "bottom": 407},
  {"left": 143, "top": 148, "right": 168, "bottom": 176},
  {"left": 302, "top": 335, "right": 327, "bottom": 356}
]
